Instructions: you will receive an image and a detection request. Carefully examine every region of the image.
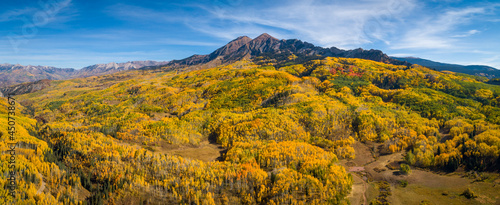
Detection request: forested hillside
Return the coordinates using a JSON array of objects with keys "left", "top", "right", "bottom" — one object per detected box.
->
[{"left": 1, "top": 55, "right": 500, "bottom": 204}]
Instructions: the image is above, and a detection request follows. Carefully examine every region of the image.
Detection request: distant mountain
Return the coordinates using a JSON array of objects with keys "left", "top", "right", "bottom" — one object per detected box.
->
[
  {"left": 0, "top": 61, "right": 169, "bottom": 88},
  {"left": 392, "top": 57, "right": 500, "bottom": 78},
  {"left": 75, "top": 60, "right": 168, "bottom": 78},
  {"left": 169, "top": 33, "right": 407, "bottom": 67},
  {"left": 0, "top": 63, "right": 75, "bottom": 87}
]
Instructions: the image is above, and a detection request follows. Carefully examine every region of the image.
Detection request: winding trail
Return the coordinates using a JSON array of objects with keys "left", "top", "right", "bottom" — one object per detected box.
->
[
  {"left": 362, "top": 177, "right": 367, "bottom": 205},
  {"left": 36, "top": 173, "right": 46, "bottom": 195},
  {"left": 347, "top": 173, "right": 368, "bottom": 205}
]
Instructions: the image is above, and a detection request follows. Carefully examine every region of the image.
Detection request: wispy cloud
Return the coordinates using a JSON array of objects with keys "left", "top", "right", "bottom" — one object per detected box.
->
[
  {"left": 452, "top": 29, "right": 480, "bottom": 38},
  {"left": 454, "top": 54, "right": 500, "bottom": 69},
  {"left": 0, "top": 8, "right": 36, "bottom": 22},
  {"left": 391, "top": 7, "right": 489, "bottom": 49},
  {"left": 185, "top": 0, "right": 416, "bottom": 48},
  {"left": 105, "top": 0, "right": 416, "bottom": 48},
  {"left": 182, "top": 0, "right": 499, "bottom": 52},
  {"left": 105, "top": 4, "right": 185, "bottom": 23},
  {"left": 2, "top": 0, "right": 77, "bottom": 54},
  {"left": 0, "top": 0, "right": 75, "bottom": 24},
  {"left": 389, "top": 53, "right": 416, "bottom": 57}
]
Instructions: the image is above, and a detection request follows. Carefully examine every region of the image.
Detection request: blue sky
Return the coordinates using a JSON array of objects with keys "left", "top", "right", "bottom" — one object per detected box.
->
[{"left": 1, "top": 0, "right": 499, "bottom": 69}]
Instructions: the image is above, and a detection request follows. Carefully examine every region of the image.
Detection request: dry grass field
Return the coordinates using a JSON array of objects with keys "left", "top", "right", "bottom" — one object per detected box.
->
[{"left": 342, "top": 142, "right": 500, "bottom": 205}]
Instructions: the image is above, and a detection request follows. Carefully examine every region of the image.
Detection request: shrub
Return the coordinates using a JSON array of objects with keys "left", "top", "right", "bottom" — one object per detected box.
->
[
  {"left": 461, "top": 188, "right": 477, "bottom": 199},
  {"left": 399, "top": 180, "right": 408, "bottom": 188},
  {"left": 419, "top": 200, "right": 431, "bottom": 205},
  {"left": 400, "top": 164, "right": 411, "bottom": 175}
]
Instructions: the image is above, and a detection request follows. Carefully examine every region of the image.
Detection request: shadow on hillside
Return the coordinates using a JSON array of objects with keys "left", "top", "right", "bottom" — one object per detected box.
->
[{"left": 209, "top": 133, "right": 227, "bottom": 162}]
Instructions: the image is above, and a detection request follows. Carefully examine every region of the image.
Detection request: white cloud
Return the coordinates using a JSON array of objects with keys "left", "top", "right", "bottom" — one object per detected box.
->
[
  {"left": 452, "top": 29, "right": 480, "bottom": 37},
  {"left": 105, "top": 4, "right": 186, "bottom": 23},
  {"left": 186, "top": 0, "right": 417, "bottom": 48},
  {"left": 0, "top": 8, "right": 36, "bottom": 22},
  {"left": 389, "top": 53, "right": 416, "bottom": 57},
  {"left": 468, "top": 55, "right": 500, "bottom": 69},
  {"left": 391, "top": 7, "right": 486, "bottom": 49},
  {"left": 103, "top": 1, "right": 500, "bottom": 53},
  {"left": 0, "top": 0, "right": 75, "bottom": 24}
]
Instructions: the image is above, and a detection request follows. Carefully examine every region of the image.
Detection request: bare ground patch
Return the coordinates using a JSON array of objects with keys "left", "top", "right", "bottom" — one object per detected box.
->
[{"left": 161, "top": 141, "right": 225, "bottom": 162}]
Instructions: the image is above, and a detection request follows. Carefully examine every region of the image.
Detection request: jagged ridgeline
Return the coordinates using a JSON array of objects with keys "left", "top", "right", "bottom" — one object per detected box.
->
[
  {"left": 1, "top": 38, "right": 500, "bottom": 204},
  {"left": 168, "top": 33, "right": 407, "bottom": 68}
]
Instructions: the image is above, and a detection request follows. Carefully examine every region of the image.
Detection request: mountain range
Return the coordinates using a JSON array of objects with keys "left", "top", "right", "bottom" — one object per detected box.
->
[
  {"left": 169, "top": 33, "right": 406, "bottom": 67},
  {"left": 0, "top": 61, "right": 168, "bottom": 88},
  {"left": 0, "top": 64, "right": 74, "bottom": 88},
  {"left": 392, "top": 57, "right": 499, "bottom": 78},
  {"left": 1, "top": 33, "right": 498, "bottom": 93},
  {"left": 1, "top": 34, "right": 406, "bottom": 90}
]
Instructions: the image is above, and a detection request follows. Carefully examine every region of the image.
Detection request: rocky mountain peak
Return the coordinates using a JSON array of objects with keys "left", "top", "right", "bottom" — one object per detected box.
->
[
  {"left": 233, "top": 36, "right": 252, "bottom": 42},
  {"left": 211, "top": 36, "right": 253, "bottom": 58},
  {"left": 169, "top": 33, "right": 406, "bottom": 67},
  {"left": 254, "top": 33, "right": 278, "bottom": 41},
  {"left": 249, "top": 33, "right": 280, "bottom": 51}
]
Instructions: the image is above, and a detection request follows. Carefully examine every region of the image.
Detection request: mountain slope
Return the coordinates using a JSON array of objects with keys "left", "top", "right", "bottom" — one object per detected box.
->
[
  {"left": 392, "top": 57, "right": 500, "bottom": 78},
  {"left": 169, "top": 33, "right": 407, "bottom": 67}
]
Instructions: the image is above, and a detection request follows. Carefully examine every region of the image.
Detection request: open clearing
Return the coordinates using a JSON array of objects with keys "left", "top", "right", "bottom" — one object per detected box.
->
[
  {"left": 342, "top": 142, "right": 500, "bottom": 205},
  {"left": 116, "top": 139, "right": 225, "bottom": 162},
  {"left": 160, "top": 141, "right": 225, "bottom": 162}
]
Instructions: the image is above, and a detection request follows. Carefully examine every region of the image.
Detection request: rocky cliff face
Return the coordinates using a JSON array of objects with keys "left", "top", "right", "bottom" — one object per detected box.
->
[{"left": 169, "top": 33, "right": 406, "bottom": 67}]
